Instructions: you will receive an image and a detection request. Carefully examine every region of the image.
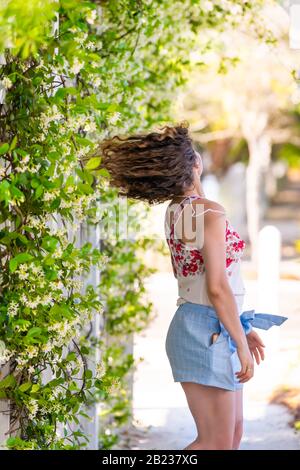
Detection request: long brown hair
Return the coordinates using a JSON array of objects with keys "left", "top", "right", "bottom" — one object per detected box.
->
[{"left": 98, "top": 123, "right": 197, "bottom": 204}]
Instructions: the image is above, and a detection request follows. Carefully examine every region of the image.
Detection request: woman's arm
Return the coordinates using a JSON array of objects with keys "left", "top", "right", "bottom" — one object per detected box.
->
[{"left": 201, "top": 201, "right": 254, "bottom": 383}]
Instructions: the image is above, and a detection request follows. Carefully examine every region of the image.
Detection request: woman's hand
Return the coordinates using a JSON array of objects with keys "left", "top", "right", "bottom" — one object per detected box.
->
[
  {"left": 246, "top": 330, "right": 265, "bottom": 365},
  {"left": 236, "top": 344, "right": 254, "bottom": 383}
]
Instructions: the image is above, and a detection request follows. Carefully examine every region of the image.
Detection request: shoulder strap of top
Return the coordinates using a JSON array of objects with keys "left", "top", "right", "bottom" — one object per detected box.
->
[
  {"left": 174, "top": 195, "right": 226, "bottom": 225},
  {"left": 191, "top": 207, "right": 226, "bottom": 217},
  {"left": 186, "top": 195, "right": 226, "bottom": 218},
  {"left": 165, "top": 196, "right": 226, "bottom": 236}
]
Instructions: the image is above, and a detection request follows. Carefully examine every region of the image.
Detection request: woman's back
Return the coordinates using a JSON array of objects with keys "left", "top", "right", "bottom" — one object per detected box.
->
[{"left": 164, "top": 195, "right": 246, "bottom": 311}]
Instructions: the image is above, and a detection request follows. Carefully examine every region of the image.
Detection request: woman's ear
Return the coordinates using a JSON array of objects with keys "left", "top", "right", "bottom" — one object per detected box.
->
[{"left": 194, "top": 151, "right": 203, "bottom": 175}]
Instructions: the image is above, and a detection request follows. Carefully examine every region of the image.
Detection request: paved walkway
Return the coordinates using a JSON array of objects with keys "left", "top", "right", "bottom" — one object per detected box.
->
[{"left": 127, "top": 272, "right": 300, "bottom": 451}]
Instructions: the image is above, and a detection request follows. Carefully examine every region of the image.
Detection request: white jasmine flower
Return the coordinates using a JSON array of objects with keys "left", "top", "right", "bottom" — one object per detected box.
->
[
  {"left": 98, "top": 305, "right": 104, "bottom": 315},
  {"left": 74, "top": 32, "right": 88, "bottom": 45},
  {"left": 27, "top": 398, "right": 39, "bottom": 419},
  {"left": 17, "top": 264, "right": 29, "bottom": 280},
  {"left": 42, "top": 343, "right": 53, "bottom": 353},
  {"left": 60, "top": 199, "right": 72, "bottom": 209},
  {"left": 107, "top": 112, "right": 121, "bottom": 125},
  {"left": 29, "top": 163, "right": 41, "bottom": 174},
  {"left": 92, "top": 77, "right": 101, "bottom": 88},
  {"left": 61, "top": 143, "right": 71, "bottom": 156},
  {"left": 70, "top": 57, "right": 84, "bottom": 75},
  {"left": 101, "top": 254, "right": 110, "bottom": 264},
  {"left": 0, "top": 340, "right": 13, "bottom": 365},
  {"left": 53, "top": 246, "right": 63, "bottom": 259},
  {"left": 1, "top": 77, "right": 12, "bottom": 89},
  {"left": 107, "top": 377, "right": 120, "bottom": 394},
  {"left": 76, "top": 145, "right": 91, "bottom": 158},
  {"left": 31, "top": 265, "right": 43, "bottom": 275},
  {"left": 7, "top": 301, "right": 18, "bottom": 317},
  {"left": 56, "top": 281, "right": 64, "bottom": 290},
  {"left": 86, "top": 9, "right": 97, "bottom": 24},
  {"left": 65, "top": 363, "right": 73, "bottom": 373},
  {"left": 20, "top": 293, "right": 27, "bottom": 304},
  {"left": 43, "top": 191, "right": 57, "bottom": 202},
  {"left": 18, "top": 271, "right": 29, "bottom": 280},
  {"left": 40, "top": 104, "right": 63, "bottom": 131},
  {"left": 15, "top": 164, "right": 29, "bottom": 173},
  {"left": 96, "top": 362, "right": 106, "bottom": 379},
  {"left": 86, "top": 41, "right": 96, "bottom": 50},
  {"left": 27, "top": 346, "right": 39, "bottom": 358},
  {"left": 83, "top": 120, "right": 97, "bottom": 133},
  {"left": 41, "top": 294, "right": 53, "bottom": 306}
]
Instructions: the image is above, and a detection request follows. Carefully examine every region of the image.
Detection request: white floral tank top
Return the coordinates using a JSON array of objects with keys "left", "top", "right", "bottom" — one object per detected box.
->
[{"left": 164, "top": 196, "right": 246, "bottom": 312}]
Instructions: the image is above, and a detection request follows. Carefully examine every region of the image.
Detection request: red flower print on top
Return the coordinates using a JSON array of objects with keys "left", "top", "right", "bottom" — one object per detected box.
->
[
  {"left": 165, "top": 206, "right": 245, "bottom": 279},
  {"left": 225, "top": 219, "right": 246, "bottom": 269}
]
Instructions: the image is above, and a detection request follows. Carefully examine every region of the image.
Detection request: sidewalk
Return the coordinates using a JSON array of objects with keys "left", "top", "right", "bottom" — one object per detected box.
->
[{"left": 127, "top": 272, "right": 300, "bottom": 450}]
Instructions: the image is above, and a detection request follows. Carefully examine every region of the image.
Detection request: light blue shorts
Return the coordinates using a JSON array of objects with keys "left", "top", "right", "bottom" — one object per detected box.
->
[{"left": 165, "top": 302, "right": 243, "bottom": 391}]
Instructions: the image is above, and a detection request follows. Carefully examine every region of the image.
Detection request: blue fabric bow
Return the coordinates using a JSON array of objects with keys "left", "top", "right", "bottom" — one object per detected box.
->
[{"left": 219, "top": 309, "right": 288, "bottom": 354}]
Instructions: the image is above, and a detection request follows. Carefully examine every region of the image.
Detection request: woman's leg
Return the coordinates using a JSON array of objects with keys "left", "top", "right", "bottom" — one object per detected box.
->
[
  {"left": 232, "top": 389, "right": 243, "bottom": 450},
  {"left": 180, "top": 381, "right": 236, "bottom": 450}
]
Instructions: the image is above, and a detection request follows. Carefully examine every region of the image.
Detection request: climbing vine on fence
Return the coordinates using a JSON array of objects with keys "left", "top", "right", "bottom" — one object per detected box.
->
[{"left": 0, "top": 0, "right": 269, "bottom": 449}]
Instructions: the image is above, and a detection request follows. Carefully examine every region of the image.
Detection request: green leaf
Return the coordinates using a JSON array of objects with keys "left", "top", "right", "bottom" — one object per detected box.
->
[
  {"left": 65, "top": 352, "right": 77, "bottom": 362},
  {"left": 9, "top": 253, "right": 34, "bottom": 272},
  {"left": 43, "top": 255, "right": 55, "bottom": 266},
  {"left": 35, "top": 185, "right": 44, "bottom": 199},
  {"left": 95, "top": 168, "right": 110, "bottom": 178},
  {"left": 26, "top": 327, "right": 42, "bottom": 338},
  {"left": 31, "top": 384, "right": 40, "bottom": 393},
  {"left": 0, "top": 374, "right": 16, "bottom": 389},
  {"left": 41, "top": 236, "right": 58, "bottom": 252},
  {"left": 84, "top": 369, "right": 93, "bottom": 380},
  {"left": 9, "top": 136, "right": 17, "bottom": 151},
  {"left": 10, "top": 185, "right": 25, "bottom": 201},
  {"left": 17, "top": 234, "right": 29, "bottom": 245},
  {"left": 0, "top": 143, "right": 9, "bottom": 155},
  {"left": 45, "top": 269, "right": 58, "bottom": 281},
  {"left": 19, "top": 382, "right": 32, "bottom": 392},
  {"left": 69, "top": 382, "right": 79, "bottom": 392},
  {"left": 15, "top": 148, "right": 28, "bottom": 157},
  {"left": 54, "top": 87, "right": 77, "bottom": 100},
  {"left": 50, "top": 198, "right": 61, "bottom": 210},
  {"left": 77, "top": 183, "right": 93, "bottom": 195},
  {"left": 31, "top": 178, "right": 39, "bottom": 188},
  {"left": 85, "top": 157, "right": 101, "bottom": 170},
  {"left": 0, "top": 180, "right": 11, "bottom": 205}
]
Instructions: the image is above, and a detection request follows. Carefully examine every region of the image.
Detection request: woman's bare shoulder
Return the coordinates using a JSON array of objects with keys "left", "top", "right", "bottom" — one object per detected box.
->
[{"left": 191, "top": 198, "right": 226, "bottom": 217}]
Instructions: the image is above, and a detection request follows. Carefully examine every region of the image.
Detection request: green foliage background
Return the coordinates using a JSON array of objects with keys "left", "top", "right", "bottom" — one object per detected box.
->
[{"left": 0, "top": 0, "right": 266, "bottom": 449}]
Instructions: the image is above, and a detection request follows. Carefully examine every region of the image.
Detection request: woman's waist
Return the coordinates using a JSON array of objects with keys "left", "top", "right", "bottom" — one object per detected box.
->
[
  {"left": 176, "top": 299, "right": 244, "bottom": 318},
  {"left": 177, "top": 281, "right": 246, "bottom": 296},
  {"left": 176, "top": 289, "right": 245, "bottom": 312},
  {"left": 175, "top": 301, "right": 225, "bottom": 320}
]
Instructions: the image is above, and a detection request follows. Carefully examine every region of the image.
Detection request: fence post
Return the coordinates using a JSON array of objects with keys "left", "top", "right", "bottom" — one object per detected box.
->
[
  {"left": 257, "top": 225, "right": 282, "bottom": 389},
  {"left": 0, "top": 364, "right": 10, "bottom": 447},
  {"left": 257, "top": 225, "right": 281, "bottom": 315},
  {"left": 78, "top": 222, "right": 101, "bottom": 450}
]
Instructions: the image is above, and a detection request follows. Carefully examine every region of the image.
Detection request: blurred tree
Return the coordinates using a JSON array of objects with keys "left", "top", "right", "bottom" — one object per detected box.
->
[{"left": 176, "top": 1, "right": 300, "bottom": 265}]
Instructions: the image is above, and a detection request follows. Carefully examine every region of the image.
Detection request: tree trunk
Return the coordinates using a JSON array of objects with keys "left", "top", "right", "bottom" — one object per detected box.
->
[{"left": 246, "top": 133, "right": 272, "bottom": 268}]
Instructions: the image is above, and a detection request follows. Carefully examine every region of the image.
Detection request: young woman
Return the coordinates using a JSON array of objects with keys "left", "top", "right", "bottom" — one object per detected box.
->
[{"left": 100, "top": 123, "right": 287, "bottom": 451}]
